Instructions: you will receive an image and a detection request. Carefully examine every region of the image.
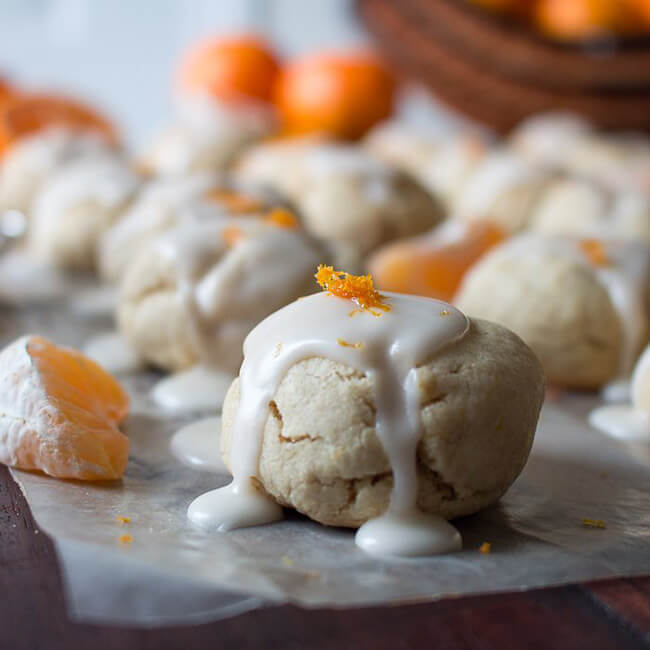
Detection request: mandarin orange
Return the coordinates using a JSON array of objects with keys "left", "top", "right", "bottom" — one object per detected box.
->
[
  {"left": 178, "top": 35, "right": 280, "bottom": 103},
  {"left": 274, "top": 51, "right": 395, "bottom": 140},
  {"left": 0, "top": 94, "right": 116, "bottom": 156},
  {"left": 368, "top": 222, "right": 506, "bottom": 302},
  {"left": 0, "top": 336, "right": 129, "bottom": 481}
]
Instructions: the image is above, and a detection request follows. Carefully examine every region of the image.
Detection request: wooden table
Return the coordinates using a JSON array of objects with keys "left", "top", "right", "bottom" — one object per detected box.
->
[{"left": 1, "top": 465, "right": 649, "bottom": 650}]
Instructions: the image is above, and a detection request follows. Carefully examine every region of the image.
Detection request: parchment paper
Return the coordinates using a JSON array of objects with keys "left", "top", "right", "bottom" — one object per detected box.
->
[{"left": 4, "top": 298, "right": 650, "bottom": 627}]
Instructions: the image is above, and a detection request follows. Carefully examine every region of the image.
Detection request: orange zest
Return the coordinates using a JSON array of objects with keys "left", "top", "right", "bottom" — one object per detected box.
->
[
  {"left": 0, "top": 335, "right": 129, "bottom": 481},
  {"left": 337, "top": 338, "right": 365, "bottom": 349},
  {"left": 264, "top": 207, "right": 298, "bottom": 229},
  {"left": 0, "top": 94, "right": 116, "bottom": 156},
  {"left": 582, "top": 518, "right": 607, "bottom": 529},
  {"left": 315, "top": 265, "right": 391, "bottom": 314},
  {"left": 579, "top": 239, "right": 610, "bottom": 267},
  {"left": 204, "top": 188, "right": 265, "bottom": 214},
  {"left": 223, "top": 225, "right": 245, "bottom": 247},
  {"left": 119, "top": 534, "right": 133, "bottom": 544},
  {"left": 479, "top": 542, "right": 491, "bottom": 554}
]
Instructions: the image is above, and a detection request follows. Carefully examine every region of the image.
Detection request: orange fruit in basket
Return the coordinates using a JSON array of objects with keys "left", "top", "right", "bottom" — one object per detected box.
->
[
  {"left": 274, "top": 51, "right": 395, "bottom": 140},
  {"left": 179, "top": 35, "right": 280, "bottom": 103},
  {"left": 0, "top": 94, "right": 116, "bottom": 156},
  {"left": 533, "top": 0, "right": 621, "bottom": 39},
  {"left": 0, "top": 335, "right": 129, "bottom": 481},
  {"left": 368, "top": 221, "right": 506, "bottom": 302}
]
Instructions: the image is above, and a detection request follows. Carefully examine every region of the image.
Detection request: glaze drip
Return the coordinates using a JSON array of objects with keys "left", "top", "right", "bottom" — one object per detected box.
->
[{"left": 188, "top": 290, "right": 469, "bottom": 556}]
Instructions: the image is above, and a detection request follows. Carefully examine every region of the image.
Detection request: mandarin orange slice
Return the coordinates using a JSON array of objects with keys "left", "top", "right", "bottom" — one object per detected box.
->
[
  {"left": 274, "top": 51, "right": 395, "bottom": 140},
  {"left": 0, "top": 94, "right": 116, "bottom": 156},
  {"left": 368, "top": 221, "right": 506, "bottom": 302},
  {"left": 0, "top": 335, "right": 129, "bottom": 481},
  {"left": 178, "top": 35, "right": 280, "bottom": 103}
]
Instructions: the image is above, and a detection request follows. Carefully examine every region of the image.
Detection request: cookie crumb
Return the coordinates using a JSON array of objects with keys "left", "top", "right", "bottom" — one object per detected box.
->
[
  {"left": 273, "top": 342, "right": 282, "bottom": 358},
  {"left": 581, "top": 518, "right": 606, "bottom": 529},
  {"left": 479, "top": 542, "right": 491, "bottom": 554}
]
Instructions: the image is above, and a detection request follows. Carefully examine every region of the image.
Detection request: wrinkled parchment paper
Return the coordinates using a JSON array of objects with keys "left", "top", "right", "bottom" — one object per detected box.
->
[{"left": 4, "top": 300, "right": 650, "bottom": 627}]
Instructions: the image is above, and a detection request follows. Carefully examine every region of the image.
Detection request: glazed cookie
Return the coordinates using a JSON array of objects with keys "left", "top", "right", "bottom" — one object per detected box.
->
[
  {"left": 511, "top": 112, "right": 650, "bottom": 194},
  {"left": 28, "top": 154, "right": 140, "bottom": 269},
  {"left": 118, "top": 218, "right": 322, "bottom": 373},
  {"left": 452, "top": 151, "right": 552, "bottom": 233},
  {"left": 455, "top": 235, "right": 650, "bottom": 389},
  {"left": 98, "top": 172, "right": 287, "bottom": 283},
  {"left": 220, "top": 317, "right": 544, "bottom": 528},
  {"left": 0, "top": 128, "right": 113, "bottom": 215},
  {"left": 237, "top": 141, "right": 443, "bottom": 256},
  {"left": 364, "top": 121, "right": 488, "bottom": 208},
  {"left": 529, "top": 177, "right": 650, "bottom": 245},
  {"left": 140, "top": 95, "right": 273, "bottom": 176}
]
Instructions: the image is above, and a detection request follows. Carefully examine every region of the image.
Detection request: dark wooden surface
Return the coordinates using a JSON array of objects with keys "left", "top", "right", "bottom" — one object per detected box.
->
[{"left": 1, "top": 464, "right": 649, "bottom": 650}]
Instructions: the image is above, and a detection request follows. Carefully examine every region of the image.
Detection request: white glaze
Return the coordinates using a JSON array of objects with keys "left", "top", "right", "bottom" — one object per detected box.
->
[
  {"left": 151, "top": 365, "right": 234, "bottom": 413},
  {"left": 188, "top": 291, "right": 469, "bottom": 556},
  {"left": 455, "top": 151, "right": 541, "bottom": 220},
  {"left": 0, "top": 128, "right": 112, "bottom": 212},
  {"left": 590, "top": 347, "right": 650, "bottom": 440},
  {"left": 170, "top": 416, "right": 228, "bottom": 473},
  {"left": 83, "top": 331, "right": 143, "bottom": 375},
  {"left": 304, "top": 145, "right": 393, "bottom": 204},
  {"left": 98, "top": 172, "right": 218, "bottom": 282},
  {"left": 0, "top": 250, "right": 68, "bottom": 303}
]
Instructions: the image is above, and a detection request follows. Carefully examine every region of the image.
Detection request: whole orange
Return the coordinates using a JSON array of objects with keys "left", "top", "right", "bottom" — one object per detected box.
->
[
  {"left": 179, "top": 35, "right": 280, "bottom": 103},
  {"left": 274, "top": 51, "right": 395, "bottom": 140}
]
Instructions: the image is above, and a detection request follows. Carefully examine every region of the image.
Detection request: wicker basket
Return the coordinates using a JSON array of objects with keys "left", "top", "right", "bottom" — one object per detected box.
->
[{"left": 357, "top": 0, "right": 650, "bottom": 132}]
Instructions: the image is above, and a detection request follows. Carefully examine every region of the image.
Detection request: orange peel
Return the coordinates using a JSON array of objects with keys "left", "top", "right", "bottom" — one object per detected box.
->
[
  {"left": 315, "top": 265, "right": 390, "bottom": 313},
  {"left": 0, "top": 335, "right": 129, "bottom": 481}
]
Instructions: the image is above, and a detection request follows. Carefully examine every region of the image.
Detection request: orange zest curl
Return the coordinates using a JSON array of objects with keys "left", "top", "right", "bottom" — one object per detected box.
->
[
  {"left": 337, "top": 338, "right": 365, "bottom": 349},
  {"left": 315, "top": 265, "right": 391, "bottom": 314},
  {"left": 579, "top": 239, "right": 610, "bottom": 267},
  {"left": 265, "top": 207, "right": 298, "bottom": 229}
]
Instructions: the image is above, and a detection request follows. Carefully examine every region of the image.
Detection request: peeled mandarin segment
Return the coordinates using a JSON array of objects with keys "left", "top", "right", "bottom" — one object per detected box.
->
[
  {"left": 274, "top": 53, "right": 395, "bottom": 140},
  {"left": 0, "top": 336, "right": 129, "bottom": 481},
  {"left": 0, "top": 94, "right": 117, "bottom": 156},
  {"left": 369, "top": 222, "right": 506, "bottom": 302},
  {"left": 179, "top": 35, "right": 280, "bottom": 103}
]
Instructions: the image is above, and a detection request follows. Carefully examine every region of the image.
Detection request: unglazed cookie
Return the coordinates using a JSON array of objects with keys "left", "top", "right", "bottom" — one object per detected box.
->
[
  {"left": 98, "top": 172, "right": 287, "bottom": 283},
  {"left": 455, "top": 235, "right": 650, "bottom": 389},
  {"left": 28, "top": 154, "right": 140, "bottom": 269},
  {"left": 452, "top": 151, "right": 552, "bottom": 233},
  {"left": 220, "top": 317, "right": 543, "bottom": 528},
  {"left": 117, "top": 218, "right": 322, "bottom": 373},
  {"left": 0, "top": 128, "right": 113, "bottom": 215},
  {"left": 530, "top": 177, "right": 650, "bottom": 245},
  {"left": 140, "top": 95, "right": 273, "bottom": 176}
]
